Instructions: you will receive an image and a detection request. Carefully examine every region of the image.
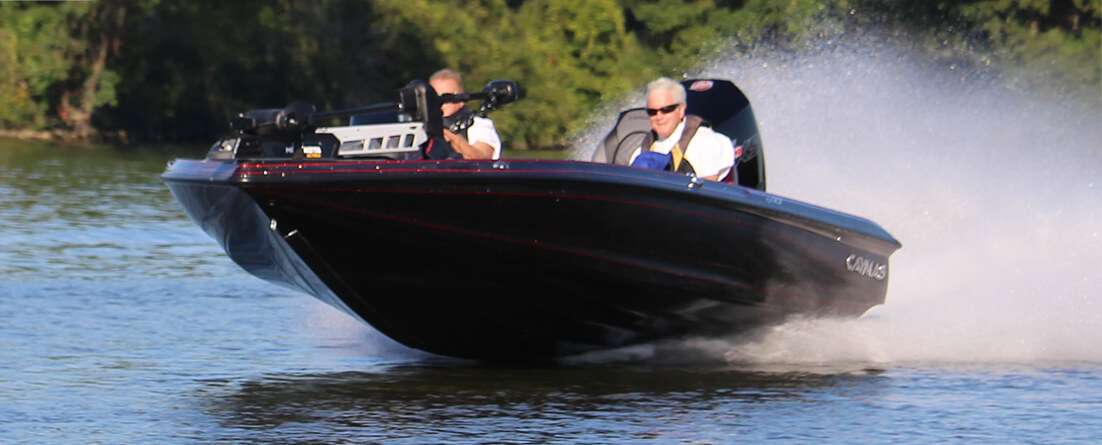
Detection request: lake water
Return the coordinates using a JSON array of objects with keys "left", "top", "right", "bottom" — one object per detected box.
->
[
  {"left": 2, "top": 138, "right": 1100, "bottom": 443},
  {"left": 4, "top": 43, "right": 1102, "bottom": 443}
]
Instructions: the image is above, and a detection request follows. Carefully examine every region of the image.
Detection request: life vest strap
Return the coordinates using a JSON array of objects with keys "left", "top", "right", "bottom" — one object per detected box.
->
[{"left": 638, "top": 115, "right": 706, "bottom": 175}]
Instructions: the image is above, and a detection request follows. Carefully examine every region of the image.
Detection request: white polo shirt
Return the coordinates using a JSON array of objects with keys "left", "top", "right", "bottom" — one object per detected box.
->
[
  {"left": 628, "top": 119, "right": 735, "bottom": 179},
  {"left": 468, "top": 116, "right": 502, "bottom": 160}
]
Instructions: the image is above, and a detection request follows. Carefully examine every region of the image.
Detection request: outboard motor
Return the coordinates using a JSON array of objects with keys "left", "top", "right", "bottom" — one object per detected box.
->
[{"left": 594, "top": 79, "right": 766, "bottom": 191}]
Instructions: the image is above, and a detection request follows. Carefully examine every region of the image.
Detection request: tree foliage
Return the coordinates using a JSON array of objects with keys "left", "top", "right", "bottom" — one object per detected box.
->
[
  {"left": 0, "top": 0, "right": 1097, "bottom": 147},
  {"left": 959, "top": 0, "right": 1101, "bottom": 92}
]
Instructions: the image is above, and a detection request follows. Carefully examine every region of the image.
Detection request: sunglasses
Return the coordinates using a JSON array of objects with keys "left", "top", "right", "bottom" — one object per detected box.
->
[{"left": 645, "top": 103, "right": 681, "bottom": 116}]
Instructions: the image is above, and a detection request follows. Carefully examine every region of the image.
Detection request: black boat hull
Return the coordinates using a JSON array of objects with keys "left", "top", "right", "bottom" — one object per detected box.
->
[{"left": 164, "top": 159, "right": 899, "bottom": 360}]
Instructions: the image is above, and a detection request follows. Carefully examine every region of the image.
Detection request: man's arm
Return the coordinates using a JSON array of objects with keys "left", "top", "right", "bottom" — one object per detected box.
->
[
  {"left": 691, "top": 129, "right": 735, "bottom": 181},
  {"left": 443, "top": 129, "right": 495, "bottom": 160},
  {"left": 710, "top": 131, "right": 736, "bottom": 181}
]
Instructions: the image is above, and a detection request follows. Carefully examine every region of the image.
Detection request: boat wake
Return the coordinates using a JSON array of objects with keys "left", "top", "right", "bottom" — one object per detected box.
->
[
  {"left": 299, "top": 35, "right": 1099, "bottom": 366},
  {"left": 572, "top": 36, "right": 1102, "bottom": 366}
]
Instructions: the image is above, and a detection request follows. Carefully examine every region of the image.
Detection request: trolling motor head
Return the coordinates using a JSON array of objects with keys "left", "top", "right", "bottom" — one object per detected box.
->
[
  {"left": 229, "top": 101, "right": 317, "bottom": 139},
  {"left": 481, "top": 80, "right": 521, "bottom": 109}
]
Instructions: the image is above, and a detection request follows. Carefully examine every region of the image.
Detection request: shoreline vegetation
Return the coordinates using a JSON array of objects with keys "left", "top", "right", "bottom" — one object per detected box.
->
[
  {"left": 0, "top": 128, "right": 131, "bottom": 143},
  {"left": 1, "top": 1, "right": 1098, "bottom": 149},
  {"left": 0, "top": 129, "right": 56, "bottom": 141}
]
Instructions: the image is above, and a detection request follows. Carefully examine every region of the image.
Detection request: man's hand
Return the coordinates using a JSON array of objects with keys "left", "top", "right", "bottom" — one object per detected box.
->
[{"left": 443, "top": 129, "right": 495, "bottom": 160}]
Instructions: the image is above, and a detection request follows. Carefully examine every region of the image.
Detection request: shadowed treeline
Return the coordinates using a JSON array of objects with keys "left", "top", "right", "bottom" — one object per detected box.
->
[{"left": 0, "top": 0, "right": 1097, "bottom": 149}]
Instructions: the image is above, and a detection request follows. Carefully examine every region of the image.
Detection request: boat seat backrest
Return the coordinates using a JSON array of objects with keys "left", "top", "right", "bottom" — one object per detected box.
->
[{"left": 593, "top": 108, "right": 651, "bottom": 165}]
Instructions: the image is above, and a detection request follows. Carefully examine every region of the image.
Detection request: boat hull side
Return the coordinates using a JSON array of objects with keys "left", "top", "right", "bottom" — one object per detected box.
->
[
  {"left": 164, "top": 159, "right": 899, "bottom": 360},
  {"left": 242, "top": 174, "right": 893, "bottom": 359}
]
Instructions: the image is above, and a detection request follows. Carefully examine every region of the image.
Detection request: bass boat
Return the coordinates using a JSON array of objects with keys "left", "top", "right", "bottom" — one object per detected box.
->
[{"left": 162, "top": 79, "right": 901, "bottom": 360}]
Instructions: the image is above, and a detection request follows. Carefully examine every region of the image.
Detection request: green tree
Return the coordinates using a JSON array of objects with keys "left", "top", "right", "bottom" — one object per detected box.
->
[
  {"left": 372, "top": 0, "right": 654, "bottom": 149},
  {"left": 503, "top": 0, "right": 654, "bottom": 149},
  {"left": 0, "top": 25, "right": 36, "bottom": 128},
  {"left": 0, "top": 0, "right": 1097, "bottom": 146},
  {"left": 958, "top": 0, "right": 1101, "bottom": 94},
  {"left": 624, "top": 0, "right": 852, "bottom": 72},
  {"left": 0, "top": 2, "right": 126, "bottom": 137},
  {"left": 0, "top": 3, "right": 75, "bottom": 130},
  {"left": 105, "top": 0, "right": 442, "bottom": 141}
]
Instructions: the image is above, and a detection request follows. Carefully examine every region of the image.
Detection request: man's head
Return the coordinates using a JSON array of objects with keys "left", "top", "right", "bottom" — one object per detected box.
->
[
  {"left": 429, "top": 69, "right": 465, "bottom": 118},
  {"left": 645, "top": 77, "right": 687, "bottom": 140}
]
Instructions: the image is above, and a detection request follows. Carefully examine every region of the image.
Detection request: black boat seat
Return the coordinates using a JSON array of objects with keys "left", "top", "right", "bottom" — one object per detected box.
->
[{"left": 593, "top": 108, "right": 651, "bottom": 166}]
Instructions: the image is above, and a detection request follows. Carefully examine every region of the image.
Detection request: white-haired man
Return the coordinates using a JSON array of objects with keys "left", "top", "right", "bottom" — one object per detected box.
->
[
  {"left": 428, "top": 68, "right": 502, "bottom": 160},
  {"left": 629, "top": 77, "right": 734, "bottom": 181}
]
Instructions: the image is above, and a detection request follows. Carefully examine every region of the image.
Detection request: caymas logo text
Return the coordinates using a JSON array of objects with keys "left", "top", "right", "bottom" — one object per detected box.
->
[{"left": 845, "top": 254, "right": 887, "bottom": 281}]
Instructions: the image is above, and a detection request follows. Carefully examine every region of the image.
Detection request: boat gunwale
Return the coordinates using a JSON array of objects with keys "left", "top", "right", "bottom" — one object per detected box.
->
[{"left": 162, "top": 157, "right": 902, "bottom": 254}]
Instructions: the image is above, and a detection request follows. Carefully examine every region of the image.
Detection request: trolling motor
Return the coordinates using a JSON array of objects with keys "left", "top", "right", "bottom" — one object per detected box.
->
[{"left": 210, "top": 80, "right": 521, "bottom": 161}]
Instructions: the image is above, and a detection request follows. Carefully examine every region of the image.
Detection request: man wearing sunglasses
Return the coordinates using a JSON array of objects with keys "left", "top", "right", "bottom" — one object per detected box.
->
[{"left": 629, "top": 77, "right": 735, "bottom": 182}]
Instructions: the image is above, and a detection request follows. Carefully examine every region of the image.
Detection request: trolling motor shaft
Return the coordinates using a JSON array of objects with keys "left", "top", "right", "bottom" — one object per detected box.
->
[{"left": 214, "top": 79, "right": 521, "bottom": 160}]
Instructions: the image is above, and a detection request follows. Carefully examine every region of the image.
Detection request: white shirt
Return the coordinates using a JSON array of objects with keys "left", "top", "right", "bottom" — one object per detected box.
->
[
  {"left": 628, "top": 119, "right": 735, "bottom": 179},
  {"left": 468, "top": 116, "right": 502, "bottom": 160}
]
